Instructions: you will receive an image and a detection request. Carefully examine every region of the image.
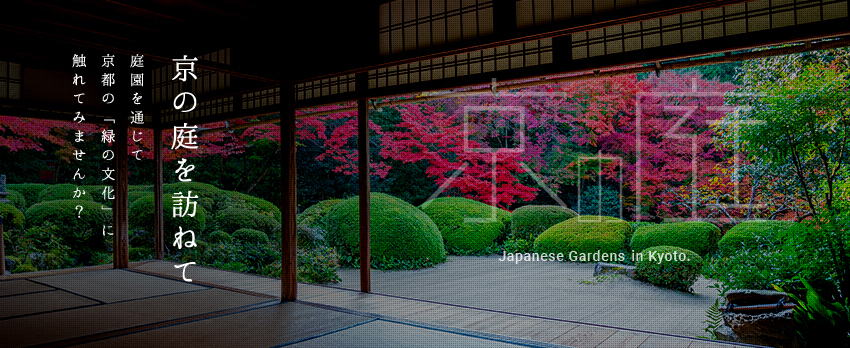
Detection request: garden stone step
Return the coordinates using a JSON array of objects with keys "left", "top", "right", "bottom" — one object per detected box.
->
[{"left": 592, "top": 262, "right": 636, "bottom": 278}]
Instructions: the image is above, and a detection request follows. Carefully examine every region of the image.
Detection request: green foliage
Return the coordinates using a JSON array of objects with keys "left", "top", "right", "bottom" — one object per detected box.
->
[
  {"left": 698, "top": 297, "right": 724, "bottom": 340},
  {"left": 206, "top": 230, "right": 232, "bottom": 244},
  {"left": 5, "top": 189, "right": 26, "bottom": 211},
  {"left": 784, "top": 208, "right": 850, "bottom": 305},
  {"left": 500, "top": 237, "right": 535, "bottom": 254},
  {"left": 0, "top": 203, "right": 25, "bottom": 229},
  {"left": 229, "top": 191, "right": 282, "bottom": 221},
  {"left": 13, "top": 263, "right": 38, "bottom": 273},
  {"left": 232, "top": 228, "right": 270, "bottom": 244},
  {"left": 7, "top": 184, "right": 49, "bottom": 209},
  {"left": 577, "top": 185, "right": 621, "bottom": 218},
  {"left": 534, "top": 216, "right": 633, "bottom": 259},
  {"left": 297, "top": 224, "right": 326, "bottom": 249},
  {"left": 718, "top": 220, "right": 799, "bottom": 257},
  {"left": 128, "top": 247, "right": 153, "bottom": 261},
  {"left": 175, "top": 240, "right": 279, "bottom": 275},
  {"left": 38, "top": 184, "right": 94, "bottom": 202},
  {"left": 703, "top": 246, "right": 799, "bottom": 292},
  {"left": 630, "top": 221, "right": 721, "bottom": 256},
  {"left": 325, "top": 193, "right": 446, "bottom": 268},
  {"left": 510, "top": 205, "right": 577, "bottom": 240},
  {"left": 296, "top": 245, "right": 341, "bottom": 283},
  {"left": 12, "top": 223, "right": 75, "bottom": 270},
  {"left": 24, "top": 200, "right": 111, "bottom": 252},
  {"left": 214, "top": 207, "right": 279, "bottom": 236},
  {"left": 778, "top": 279, "right": 850, "bottom": 348},
  {"left": 297, "top": 199, "right": 344, "bottom": 229},
  {"left": 128, "top": 194, "right": 207, "bottom": 236},
  {"left": 419, "top": 197, "right": 511, "bottom": 253},
  {"left": 634, "top": 246, "right": 703, "bottom": 292}
]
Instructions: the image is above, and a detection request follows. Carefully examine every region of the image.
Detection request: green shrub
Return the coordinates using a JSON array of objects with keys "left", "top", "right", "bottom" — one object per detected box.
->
[
  {"left": 13, "top": 263, "right": 38, "bottom": 273},
  {"left": 297, "top": 199, "right": 344, "bottom": 229},
  {"left": 128, "top": 194, "right": 207, "bottom": 236},
  {"left": 206, "top": 230, "right": 232, "bottom": 244},
  {"left": 325, "top": 193, "right": 446, "bottom": 267},
  {"left": 419, "top": 197, "right": 511, "bottom": 253},
  {"left": 38, "top": 184, "right": 94, "bottom": 202},
  {"left": 718, "top": 220, "right": 799, "bottom": 257},
  {"left": 12, "top": 223, "right": 75, "bottom": 270},
  {"left": 214, "top": 207, "right": 280, "bottom": 236},
  {"left": 297, "top": 245, "right": 341, "bottom": 283},
  {"left": 6, "top": 189, "right": 26, "bottom": 211},
  {"left": 163, "top": 181, "right": 228, "bottom": 214},
  {"left": 0, "top": 203, "right": 25, "bottom": 229},
  {"left": 534, "top": 216, "right": 632, "bottom": 260},
  {"left": 233, "top": 228, "right": 269, "bottom": 244},
  {"left": 510, "top": 205, "right": 578, "bottom": 240},
  {"left": 24, "top": 200, "right": 111, "bottom": 251},
  {"left": 297, "top": 224, "right": 326, "bottom": 249},
  {"left": 630, "top": 221, "right": 721, "bottom": 256},
  {"left": 175, "top": 239, "right": 278, "bottom": 274},
  {"left": 128, "top": 247, "right": 153, "bottom": 261},
  {"left": 7, "top": 184, "right": 49, "bottom": 209},
  {"left": 702, "top": 246, "right": 799, "bottom": 291},
  {"left": 634, "top": 246, "right": 703, "bottom": 292},
  {"left": 230, "top": 192, "right": 282, "bottom": 221}
]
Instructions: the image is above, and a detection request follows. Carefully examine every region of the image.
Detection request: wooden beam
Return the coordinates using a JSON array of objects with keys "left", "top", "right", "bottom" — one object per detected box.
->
[
  {"left": 281, "top": 82, "right": 297, "bottom": 302},
  {"left": 114, "top": 114, "right": 129, "bottom": 269},
  {"left": 358, "top": 98, "right": 370, "bottom": 293},
  {"left": 154, "top": 127, "right": 164, "bottom": 260}
]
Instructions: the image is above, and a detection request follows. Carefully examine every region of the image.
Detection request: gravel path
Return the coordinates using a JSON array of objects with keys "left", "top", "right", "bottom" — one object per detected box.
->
[{"left": 333, "top": 255, "right": 721, "bottom": 338}]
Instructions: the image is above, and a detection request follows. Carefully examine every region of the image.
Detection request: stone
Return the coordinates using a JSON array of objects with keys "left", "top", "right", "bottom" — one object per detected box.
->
[
  {"left": 4, "top": 257, "right": 15, "bottom": 272},
  {"left": 713, "top": 325, "right": 739, "bottom": 342},
  {"left": 593, "top": 262, "right": 636, "bottom": 278},
  {"left": 725, "top": 289, "right": 792, "bottom": 306},
  {"left": 723, "top": 309, "right": 800, "bottom": 348}
]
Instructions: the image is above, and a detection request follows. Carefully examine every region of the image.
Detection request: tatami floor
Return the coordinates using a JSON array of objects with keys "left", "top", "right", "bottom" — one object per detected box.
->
[{"left": 1, "top": 261, "right": 767, "bottom": 347}]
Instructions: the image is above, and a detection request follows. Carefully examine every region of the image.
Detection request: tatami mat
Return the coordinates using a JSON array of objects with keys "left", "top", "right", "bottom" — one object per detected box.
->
[
  {"left": 1, "top": 290, "right": 99, "bottom": 319},
  {"left": 32, "top": 269, "right": 206, "bottom": 303},
  {"left": 0, "top": 279, "right": 54, "bottom": 297},
  {"left": 290, "top": 320, "right": 526, "bottom": 348}
]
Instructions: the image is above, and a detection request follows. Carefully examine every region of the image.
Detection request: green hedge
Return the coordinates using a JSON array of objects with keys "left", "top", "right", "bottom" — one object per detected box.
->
[
  {"left": 510, "top": 205, "right": 578, "bottom": 240},
  {"left": 534, "top": 216, "right": 632, "bottom": 260},
  {"left": 38, "top": 184, "right": 94, "bottom": 202},
  {"left": 163, "top": 182, "right": 229, "bottom": 215},
  {"left": 325, "top": 193, "right": 446, "bottom": 266},
  {"left": 233, "top": 228, "right": 270, "bottom": 244},
  {"left": 718, "top": 220, "right": 799, "bottom": 257},
  {"left": 297, "top": 199, "right": 344, "bottom": 229},
  {"left": 24, "top": 200, "right": 111, "bottom": 251},
  {"left": 206, "top": 230, "right": 233, "bottom": 244},
  {"left": 6, "top": 189, "right": 26, "bottom": 211},
  {"left": 7, "top": 184, "right": 49, "bottom": 209},
  {"left": 214, "top": 207, "right": 280, "bottom": 236},
  {"left": 630, "top": 221, "right": 721, "bottom": 256},
  {"left": 128, "top": 194, "right": 207, "bottom": 236},
  {"left": 634, "top": 246, "right": 703, "bottom": 292},
  {"left": 419, "top": 197, "right": 511, "bottom": 253},
  {"left": 0, "top": 203, "right": 25, "bottom": 229}
]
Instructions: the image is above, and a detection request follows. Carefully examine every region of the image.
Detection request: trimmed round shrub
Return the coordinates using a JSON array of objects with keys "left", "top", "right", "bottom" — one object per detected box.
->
[
  {"left": 510, "top": 205, "right": 578, "bottom": 240},
  {"left": 215, "top": 208, "right": 280, "bottom": 236},
  {"left": 419, "top": 197, "right": 511, "bottom": 253},
  {"left": 128, "top": 194, "right": 207, "bottom": 236},
  {"left": 297, "top": 199, "right": 345, "bottom": 229},
  {"left": 230, "top": 192, "right": 282, "bottom": 221},
  {"left": 325, "top": 193, "right": 446, "bottom": 265},
  {"left": 7, "top": 184, "right": 49, "bottom": 209},
  {"left": 38, "top": 184, "right": 94, "bottom": 202},
  {"left": 718, "top": 220, "right": 800, "bottom": 257},
  {"left": 6, "top": 189, "right": 26, "bottom": 211},
  {"left": 207, "top": 230, "right": 233, "bottom": 244},
  {"left": 630, "top": 221, "right": 721, "bottom": 256},
  {"left": 24, "top": 200, "right": 111, "bottom": 251},
  {"left": 128, "top": 247, "right": 153, "bottom": 261},
  {"left": 534, "top": 216, "right": 632, "bottom": 259},
  {"left": 233, "top": 228, "right": 269, "bottom": 244},
  {"left": 634, "top": 246, "right": 703, "bottom": 292},
  {"left": 0, "top": 203, "right": 25, "bottom": 229}
]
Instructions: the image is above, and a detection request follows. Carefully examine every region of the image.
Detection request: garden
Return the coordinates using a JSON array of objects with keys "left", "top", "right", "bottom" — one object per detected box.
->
[{"left": 2, "top": 46, "right": 849, "bottom": 346}]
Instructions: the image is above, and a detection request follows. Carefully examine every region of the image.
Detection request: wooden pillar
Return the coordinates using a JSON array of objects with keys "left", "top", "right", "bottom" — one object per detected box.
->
[
  {"left": 114, "top": 112, "right": 129, "bottom": 268},
  {"left": 154, "top": 127, "right": 164, "bottom": 260},
  {"left": 358, "top": 99, "right": 370, "bottom": 293},
  {"left": 281, "top": 82, "right": 297, "bottom": 302},
  {"left": 1, "top": 216, "right": 6, "bottom": 275}
]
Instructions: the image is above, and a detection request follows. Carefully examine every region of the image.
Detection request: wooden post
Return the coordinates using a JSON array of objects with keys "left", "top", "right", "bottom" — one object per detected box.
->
[
  {"left": 1, "top": 216, "right": 6, "bottom": 275},
  {"left": 114, "top": 113, "right": 129, "bottom": 269},
  {"left": 358, "top": 99, "right": 370, "bottom": 293},
  {"left": 281, "top": 82, "right": 297, "bottom": 302},
  {"left": 154, "top": 127, "right": 164, "bottom": 260}
]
